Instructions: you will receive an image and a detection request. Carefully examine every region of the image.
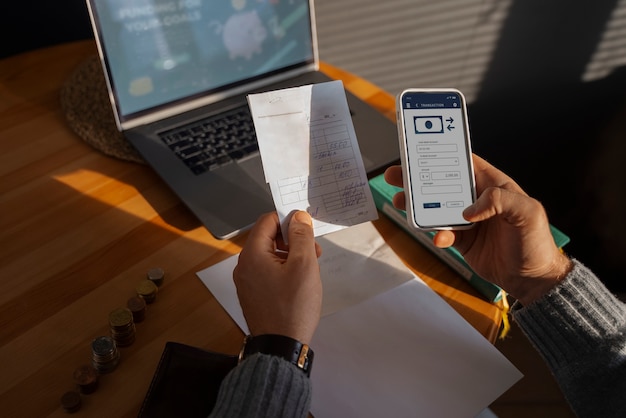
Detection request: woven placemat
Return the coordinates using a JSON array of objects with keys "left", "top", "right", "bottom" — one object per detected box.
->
[{"left": 60, "top": 55, "right": 146, "bottom": 164}]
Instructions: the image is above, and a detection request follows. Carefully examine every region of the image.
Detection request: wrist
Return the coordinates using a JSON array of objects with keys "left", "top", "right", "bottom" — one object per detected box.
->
[
  {"left": 238, "top": 334, "right": 314, "bottom": 377},
  {"left": 517, "top": 253, "right": 573, "bottom": 306}
]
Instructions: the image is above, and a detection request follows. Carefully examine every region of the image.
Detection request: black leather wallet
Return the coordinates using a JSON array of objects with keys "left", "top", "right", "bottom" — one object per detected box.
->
[{"left": 138, "top": 342, "right": 238, "bottom": 418}]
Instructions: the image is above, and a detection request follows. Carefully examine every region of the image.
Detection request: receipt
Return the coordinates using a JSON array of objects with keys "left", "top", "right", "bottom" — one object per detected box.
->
[{"left": 247, "top": 80, "right": 378, "bottom": 239}]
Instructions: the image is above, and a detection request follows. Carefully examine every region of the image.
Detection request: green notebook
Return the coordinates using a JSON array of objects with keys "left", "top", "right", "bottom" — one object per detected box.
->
[{"left": 369, "top": 174, "right": 570, "bottom": 302}]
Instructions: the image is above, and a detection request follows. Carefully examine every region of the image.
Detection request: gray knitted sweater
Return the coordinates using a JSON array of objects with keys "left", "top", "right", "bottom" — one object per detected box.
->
[
  {"left": 512, "top": 260, "right": 626, "bottom": 417},
  {"left": 210, "top": 260, "right": 626, "bottom": 417}
]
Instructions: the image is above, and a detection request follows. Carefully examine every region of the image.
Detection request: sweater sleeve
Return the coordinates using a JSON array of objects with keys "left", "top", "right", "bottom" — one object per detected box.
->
[
  {"left": 208, "top": 353, "right": 312, "bottom": 418},
  {"left": 511, "top": 259, "right": 626, "bottom": 418}
]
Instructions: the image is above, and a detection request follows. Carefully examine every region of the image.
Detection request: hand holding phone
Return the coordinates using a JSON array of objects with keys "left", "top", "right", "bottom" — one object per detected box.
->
[{"left": 396, "top": 88, "right": 476, "bottom": 230}]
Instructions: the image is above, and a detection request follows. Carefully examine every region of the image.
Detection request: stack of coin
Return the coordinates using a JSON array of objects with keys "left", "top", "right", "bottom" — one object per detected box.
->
[
  {"left": 126, "top": 296, "right": 147, "bottom": 323},
  {"left": 91, "top": 336, "right": 120, "bottom": 374},
  {"left": 60, "top": 390, "right": 81, "bottom": 413},
  {"left": 136, "top": 279, "right": 158, "bottom": 304},
  {"left": 108, "top": 307, "right": 136, "bottom": 347},
  {"left": 72, "top": 365, "right": 98, "bottom": 394},
  {"left": 147, "top": 267, "right": 165, "bottom": 287}
]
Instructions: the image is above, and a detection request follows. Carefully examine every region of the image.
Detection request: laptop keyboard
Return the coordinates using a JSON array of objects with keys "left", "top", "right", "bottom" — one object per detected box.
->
[{"left": 158, "top": 106, "right": 259, "bottom": 175}]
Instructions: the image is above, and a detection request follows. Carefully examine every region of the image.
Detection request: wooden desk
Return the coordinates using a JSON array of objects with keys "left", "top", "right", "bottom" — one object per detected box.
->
[{"left": 0, "top": 41, "right": 502, "bottom": 417}]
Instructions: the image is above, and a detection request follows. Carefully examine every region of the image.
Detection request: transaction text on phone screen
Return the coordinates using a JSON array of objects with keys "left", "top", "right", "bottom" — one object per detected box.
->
[{"left": 402, "top": 92, "right": 472, "bottom": 227}]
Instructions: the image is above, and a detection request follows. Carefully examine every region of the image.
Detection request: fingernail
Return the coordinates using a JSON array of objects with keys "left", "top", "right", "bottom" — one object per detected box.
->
[
  {"left": 462, "top": 204, "right": 476, "bottom": 218},
  {"left": 293, "top": 211, "right": 313, "bottom": 226}
]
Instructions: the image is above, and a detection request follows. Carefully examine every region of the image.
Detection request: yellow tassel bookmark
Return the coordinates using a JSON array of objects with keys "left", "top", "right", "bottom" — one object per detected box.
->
[{"left": 498, "top": 292, "right": 511, "bottom": 340}]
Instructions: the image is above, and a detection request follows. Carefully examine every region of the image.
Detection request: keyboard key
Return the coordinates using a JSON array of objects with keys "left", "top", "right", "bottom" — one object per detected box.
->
[{"left": 157, "top": 106, "right": 258, "bottom": 175}]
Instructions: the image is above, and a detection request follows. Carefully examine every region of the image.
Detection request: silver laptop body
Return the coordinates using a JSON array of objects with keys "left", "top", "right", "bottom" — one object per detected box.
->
[{"left": 87, "top": 0, "right": 398, "bottom": 239}]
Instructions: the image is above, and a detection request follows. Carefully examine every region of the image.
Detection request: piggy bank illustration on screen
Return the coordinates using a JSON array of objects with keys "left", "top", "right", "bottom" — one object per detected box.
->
[{"left": 222, "top": 10, "right": 267, "bottom": 60}]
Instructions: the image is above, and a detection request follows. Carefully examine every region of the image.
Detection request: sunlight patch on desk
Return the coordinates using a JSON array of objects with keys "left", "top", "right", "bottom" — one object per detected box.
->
[
  {"left": 53, "top": 169, "right": 168, "bottom": 224},
  {"left": 52, "top": 169, "right": 241, "bottom": 246}
]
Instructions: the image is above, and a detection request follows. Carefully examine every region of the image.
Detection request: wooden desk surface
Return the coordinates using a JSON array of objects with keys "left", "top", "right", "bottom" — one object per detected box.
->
[{"left": 0, "top": 41, "right": 501, "bottom": 417}]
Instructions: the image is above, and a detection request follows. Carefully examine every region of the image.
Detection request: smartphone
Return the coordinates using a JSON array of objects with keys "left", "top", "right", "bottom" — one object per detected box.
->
[{"left": 396, "top": 88, "right": 476, "bottom": 230}]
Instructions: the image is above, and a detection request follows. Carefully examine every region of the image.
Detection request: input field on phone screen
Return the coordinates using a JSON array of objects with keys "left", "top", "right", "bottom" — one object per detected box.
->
[
  {"left": 416, "top": 144, "right": 458, "bottom": 153},
  {"left": 421, "top": 184, "right": 463, "bottom": 194},
  {"left": 418, "top": 157, "right": 460, "bottom": 167},
  {"left": 432, "top": 171, "right": 460, "bottom": 180}
]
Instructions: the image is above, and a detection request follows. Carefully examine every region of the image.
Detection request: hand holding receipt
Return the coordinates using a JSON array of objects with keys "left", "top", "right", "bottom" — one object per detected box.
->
[{"left": 248, "top": 80, "right": 377, "bottom": 239}]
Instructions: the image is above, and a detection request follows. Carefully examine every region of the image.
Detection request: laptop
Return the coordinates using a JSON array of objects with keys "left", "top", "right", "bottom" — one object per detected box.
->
[{"left": 86, "top": 0, "right": 399, "bottom": 239}]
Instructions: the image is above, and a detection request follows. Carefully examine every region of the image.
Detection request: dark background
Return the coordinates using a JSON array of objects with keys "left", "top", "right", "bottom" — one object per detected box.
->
[
  {"left": 469, "top": 1, "right": 626, "bottom": 293},
  {"left": 3, "top": 1, "right": 624, "bottom": 292}
]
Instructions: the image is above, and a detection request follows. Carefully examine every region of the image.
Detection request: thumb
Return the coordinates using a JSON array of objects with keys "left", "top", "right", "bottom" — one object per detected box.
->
[
  {"left": 463, "top": 186, "right": 540, "bottom": 226},
  {"left": 287, "top": 211, "right": 317, "bottom": 260}
]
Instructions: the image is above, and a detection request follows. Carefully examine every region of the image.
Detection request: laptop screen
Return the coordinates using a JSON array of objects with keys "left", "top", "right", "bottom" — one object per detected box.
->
[{"left": 89, "top": 0, "right": 315, "bottom": 121}]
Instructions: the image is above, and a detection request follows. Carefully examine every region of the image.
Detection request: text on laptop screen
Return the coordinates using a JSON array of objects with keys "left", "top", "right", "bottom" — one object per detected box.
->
[{"left": 92, "top": 0, "right": 314, "bottom": 118}]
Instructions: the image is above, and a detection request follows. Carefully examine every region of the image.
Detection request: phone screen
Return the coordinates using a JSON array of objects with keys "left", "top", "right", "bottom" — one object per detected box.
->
[{"left": 399, "top": 90, "right": 475, "bottom": 229}]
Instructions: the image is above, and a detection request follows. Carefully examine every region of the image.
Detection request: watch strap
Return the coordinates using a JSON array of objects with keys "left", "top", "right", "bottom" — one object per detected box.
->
[{"left": 239, "top": 334, "right": 314, "bottom": 377}]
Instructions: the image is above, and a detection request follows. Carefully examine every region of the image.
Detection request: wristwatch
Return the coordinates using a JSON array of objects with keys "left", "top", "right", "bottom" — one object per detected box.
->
[{"left": 238, "top": 334, "right": 314, "bottom": 377}]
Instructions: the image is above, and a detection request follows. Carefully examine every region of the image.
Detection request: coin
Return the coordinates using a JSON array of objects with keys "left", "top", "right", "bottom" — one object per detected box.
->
[
  {"left": 91, "top": 336, "right": 120, "bottom": 373},
  {"left": 91, "top": 336, "right": 115, "bottom": 357},
  {"left": 147, "top": 267, "right": 165, "bottom": 286},
  {"left": 60, "top": 390, "right": 81, "bottom": 413},
  {"left": 127, "top": 296, "right": 147, "bottom": 322},
  {"left": 136, "top": 279, "right": 158, "bottom": 304},
  {"left": 73, "top": 365, "right": 98, "bottom": 394},
  {"left": 109, "top": 307, "right": 133, "bottom": 328},
  {"left": 110, "top": 324, "right": 136, "bottom": 347},
  {"left": 108, "top": 308, "right": 136, "bottom": 347}
]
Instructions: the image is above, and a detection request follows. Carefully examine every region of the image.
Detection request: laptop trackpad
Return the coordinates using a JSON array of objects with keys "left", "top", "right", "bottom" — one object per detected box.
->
[
  {"left": 238, "top": 155, "right": 269, "bottom": 191},
  {"left": 185, "top": 160, "right": 272, "bottom": 238}
]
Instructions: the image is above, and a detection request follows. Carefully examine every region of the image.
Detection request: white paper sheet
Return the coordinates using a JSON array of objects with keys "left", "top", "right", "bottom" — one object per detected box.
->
[
  {"left": 196, "top": 223, "right": 522, "bottom": 417},
  {"left": 247, "top": 80, "right": 378, "bottom": 240},
  {"left": 197, "top": 222, "right": 415, "bottom": 324},
  {"left": 310, "top": 280, "right": 522, "bottom": 418}
]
